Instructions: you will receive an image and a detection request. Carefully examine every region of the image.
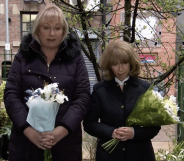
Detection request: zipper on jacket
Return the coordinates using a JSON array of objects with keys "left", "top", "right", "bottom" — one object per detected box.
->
[
  {"left": 29, "top": 44, "right": 67, "bottom": 73},
  {"left": 47, "top": 64, "right": 50, "bottom": 72}
]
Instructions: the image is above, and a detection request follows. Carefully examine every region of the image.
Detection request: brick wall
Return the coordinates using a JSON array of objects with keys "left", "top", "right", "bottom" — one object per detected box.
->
[{"left": 0, "top": 0, "right": 50, "bottom": 56}]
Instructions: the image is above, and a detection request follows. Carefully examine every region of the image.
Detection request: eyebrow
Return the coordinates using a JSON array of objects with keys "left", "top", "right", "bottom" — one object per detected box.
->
[{"left": 42, "top": 23, "right": 62, "bottom": 26}]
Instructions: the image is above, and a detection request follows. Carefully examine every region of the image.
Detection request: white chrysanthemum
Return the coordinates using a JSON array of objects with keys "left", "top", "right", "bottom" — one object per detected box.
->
[
  {"left": 56, "top": 94, "right": 68, "bottom": 104},
  {"left": 175, "top": 106, "right": 180, "bottom": 112},
  {"left": 169, "top": 95, "right": 177, "bottom": 105},
  {"left": 153, "top": 90, "right": 163, "bottom": 100},
  {"left": 172, "top": 116, "right": 180, "bottom": 122}
]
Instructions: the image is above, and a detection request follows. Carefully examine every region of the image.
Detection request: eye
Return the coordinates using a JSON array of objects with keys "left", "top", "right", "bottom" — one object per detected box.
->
[
  {"left": 43, "top": 26, "right": 49, "bottom": 30},
  {"left": 55, "top": 27, "right": 61, "bottom": 30}
]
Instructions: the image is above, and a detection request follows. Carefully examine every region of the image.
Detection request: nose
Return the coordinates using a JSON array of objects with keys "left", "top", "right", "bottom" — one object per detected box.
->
[
  {"left": 50, "top": 28, "right": 55, "bottom": 36},
  {"left": 118, "top": 64, "right": 123, "bottom": 71}
]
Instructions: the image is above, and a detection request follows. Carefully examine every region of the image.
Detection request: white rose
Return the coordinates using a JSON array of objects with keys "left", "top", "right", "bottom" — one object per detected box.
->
[{"left": 56, "top": 94, "right": 68, "bottom": 104}]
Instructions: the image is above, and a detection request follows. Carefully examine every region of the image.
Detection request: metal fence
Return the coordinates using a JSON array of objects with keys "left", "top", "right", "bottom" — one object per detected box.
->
[
  {"left": 177, "top": 60, "right": 184, "bottom": 142},
  {"left": 0, "top": 50, "right": 15, "bottom": 81}
]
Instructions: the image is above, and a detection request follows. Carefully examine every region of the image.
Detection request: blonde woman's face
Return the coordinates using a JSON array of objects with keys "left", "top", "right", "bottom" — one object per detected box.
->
[
  {"left": 38, "top": 19, "right": 63, "bottom": 50},
  {"left": 111, "top": 61, "right": 130, "bottom": 81}
]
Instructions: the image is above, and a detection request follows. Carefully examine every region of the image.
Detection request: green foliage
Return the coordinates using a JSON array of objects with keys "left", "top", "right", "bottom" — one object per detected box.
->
[
  {"left": 0, "top": 81, "right": 12, "bottom": 137},
  {"left": 155, "top": 139, "right": 184, "bottom": 161},
  {"left": 0, "top": 108, "right": 12, "bottom": 137},
  {"left": 0, "top": 81, "right": 6, "bottom": 105}
]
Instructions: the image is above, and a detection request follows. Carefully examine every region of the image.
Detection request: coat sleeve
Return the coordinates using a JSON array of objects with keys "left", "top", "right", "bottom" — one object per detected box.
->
[
  {"left": 132, "top": 126, "right": 161, "bottom": 140},
  {"left": 59, "top": 54, "right": 91, "bottom": 133},
  {"left": 83, "top": 87, "right": 116, "bottom": 140},
  {"left": 4, "top": 53, "right": 30, "bottom": 132}
]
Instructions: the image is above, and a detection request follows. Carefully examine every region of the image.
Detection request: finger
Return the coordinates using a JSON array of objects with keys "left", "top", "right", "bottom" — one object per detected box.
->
[
  {"left": 37, "top": 144, "right": 46, "bottom": 150},
  {"left": 115, "top": 131, "right": 125, "bottom": 136},
  {"left": 115, "top": 135, "right": 123, "bottom": 140},
  {"left": 42, "top": 144, "right": 52, "bottom": 149},
  {"left": 43, "top": 140, "right": 55, "bottom": 149}
]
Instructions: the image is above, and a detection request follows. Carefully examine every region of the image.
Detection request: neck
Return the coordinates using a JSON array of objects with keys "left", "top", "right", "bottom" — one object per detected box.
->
[{"left": 41, "top": 47, "right": 58, "bottom": 64}]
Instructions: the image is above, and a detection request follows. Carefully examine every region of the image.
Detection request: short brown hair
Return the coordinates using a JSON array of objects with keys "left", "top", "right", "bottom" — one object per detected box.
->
[
  {"left": 32, "top": 4, "right": 68, "bottom": 44},
  {"left": 100, "top": 41, "right": 140, "bottom": 80}
]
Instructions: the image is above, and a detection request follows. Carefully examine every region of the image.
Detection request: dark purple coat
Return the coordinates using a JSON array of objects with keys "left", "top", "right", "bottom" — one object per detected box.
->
[{"left": 4, "top": 33, "right": 91, "bottom": 161}]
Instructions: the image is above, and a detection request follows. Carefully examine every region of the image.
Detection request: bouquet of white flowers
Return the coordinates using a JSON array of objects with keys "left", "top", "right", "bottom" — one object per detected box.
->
[
  {"left": 102, "top": 84, "right": 182, "bottom": 154},
  {"left": 25, "top": 83, "right": 68, "bottom": 161}
]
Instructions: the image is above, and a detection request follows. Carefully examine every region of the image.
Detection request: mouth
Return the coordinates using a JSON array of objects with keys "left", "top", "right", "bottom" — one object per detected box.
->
[{"left": 47, "top": 39, "right": 56, "bottom": 41}]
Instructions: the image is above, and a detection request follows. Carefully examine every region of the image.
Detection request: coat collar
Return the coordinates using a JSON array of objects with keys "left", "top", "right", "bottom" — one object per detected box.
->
[
  {"left": 19, "top": 32, "right": 81, "bottom": 61},
  {"left": 103, "top": 76, "right": 140, "bottom": 88}
]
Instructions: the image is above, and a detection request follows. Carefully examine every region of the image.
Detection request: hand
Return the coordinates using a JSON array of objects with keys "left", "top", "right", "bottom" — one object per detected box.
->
[
  {"left": 112, "top": 127, "right": 134, "bottom": 141},
  {"left": 23, "top": 127, "right": 51, "bottom": 150},
  {"left": 41, "top": 126, "right": 68, "bottom": 147}
]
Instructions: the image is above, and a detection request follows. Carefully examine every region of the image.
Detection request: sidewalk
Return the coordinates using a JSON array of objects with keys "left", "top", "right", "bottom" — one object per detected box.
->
[{"left": 151, "top": 124, "right": 176, "bottom": 153}]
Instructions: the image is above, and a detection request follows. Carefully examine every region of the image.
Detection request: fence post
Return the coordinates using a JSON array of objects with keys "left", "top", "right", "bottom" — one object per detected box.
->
[{"left": 177, "top": 46, "right": 184, "bottom": 141}]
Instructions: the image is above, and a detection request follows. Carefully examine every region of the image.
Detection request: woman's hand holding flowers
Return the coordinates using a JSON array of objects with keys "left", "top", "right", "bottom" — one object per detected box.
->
[
  {"left": 23, "top": 126, "right": 54, "bottom": 150},
  {"left": 41, "top": 126, "right": 68, "bottom": 147},
  {"left": 112, "top": 127, "right": 134, "bottom": 141},
  {"left": 116, "top": 127, "right": 134, "bottom": 141},
  {"left": 40, "top": 133, "right": 55, "bottom": 149}
]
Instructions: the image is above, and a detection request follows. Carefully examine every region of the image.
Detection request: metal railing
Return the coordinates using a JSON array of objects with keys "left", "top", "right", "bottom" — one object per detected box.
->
[
  {"left": 0, "top": 49, "right": 15, "bottom": 81},
  {"left": 177, "top": 50, "right": 184, "bottom": 142}
]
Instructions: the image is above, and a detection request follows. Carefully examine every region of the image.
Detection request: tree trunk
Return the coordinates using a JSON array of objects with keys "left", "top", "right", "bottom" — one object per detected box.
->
[
  {"left": 77, "top": 0, "right": 101, "bottom": 81},
  {"left": 124, "top": 0, "right": 131, "bottom": 42}
]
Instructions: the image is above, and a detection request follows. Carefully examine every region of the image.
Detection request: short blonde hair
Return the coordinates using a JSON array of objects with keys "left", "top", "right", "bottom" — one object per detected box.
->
[
  {"left": 100, "top": 41, "right": 141, "bottom": 80},
  {"left": 32, "top": 4, "right": 68, "bottom": 44}
]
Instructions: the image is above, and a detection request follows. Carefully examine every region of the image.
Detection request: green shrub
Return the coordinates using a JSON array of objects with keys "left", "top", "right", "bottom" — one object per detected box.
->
[
  {"left": 0, "top": 81, "right": 12, "bottom": 137},
  {"left": 155, "top": 139, "right": 184, "bottom": 161}
]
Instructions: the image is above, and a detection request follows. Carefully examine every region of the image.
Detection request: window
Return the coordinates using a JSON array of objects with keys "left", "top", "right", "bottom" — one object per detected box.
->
[{"left": 21, "top": 12, "right": 38, "bottom": 39}]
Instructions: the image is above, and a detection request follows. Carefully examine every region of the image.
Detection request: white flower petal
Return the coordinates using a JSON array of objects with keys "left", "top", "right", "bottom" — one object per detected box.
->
[
  {"left": 55, "top": 94, "right": 68, "bottom": 104},
  {"left": 169, "top": 95, "right": 177, "bottom": 105}
]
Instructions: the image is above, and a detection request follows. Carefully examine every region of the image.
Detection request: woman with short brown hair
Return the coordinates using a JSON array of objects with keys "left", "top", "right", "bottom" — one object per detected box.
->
[
  {"left": 83, "top": 40, "right": 160, "bottom": 161},
  {"left": 100, "top": 40, "right": 140, "bottom": 80}
]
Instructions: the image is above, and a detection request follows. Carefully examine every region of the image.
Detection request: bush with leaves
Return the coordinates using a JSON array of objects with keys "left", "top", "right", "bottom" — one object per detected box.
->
[
  {"left": 155, "top": 139, "right": 184, "bottom": 161},
  {"left": 0, "top": 81, "right": 5, "bottom": 105},
  {"left": 0, "top": 81, "right": 12, "bottom": 137}
]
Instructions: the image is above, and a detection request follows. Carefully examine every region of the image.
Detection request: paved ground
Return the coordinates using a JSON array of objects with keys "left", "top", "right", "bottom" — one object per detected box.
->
[{"left": 152, "top": 124, "right": 176, "bottom": 153}]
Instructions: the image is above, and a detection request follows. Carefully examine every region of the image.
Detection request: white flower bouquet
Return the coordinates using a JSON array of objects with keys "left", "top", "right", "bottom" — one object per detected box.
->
[
  {"left": 25, "top": 83, "right": 68, "bottom": 161},
  {"left": 102, "top": 84, "right": 182, "bottom": 153}
]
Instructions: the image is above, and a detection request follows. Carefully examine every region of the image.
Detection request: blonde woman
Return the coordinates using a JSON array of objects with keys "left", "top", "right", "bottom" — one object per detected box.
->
[
  {"left": 83, "top": 41, "right": 160, "bottom": 161},
  {"left": 4, "top": 4, "right": 90, "bottom": 161}
]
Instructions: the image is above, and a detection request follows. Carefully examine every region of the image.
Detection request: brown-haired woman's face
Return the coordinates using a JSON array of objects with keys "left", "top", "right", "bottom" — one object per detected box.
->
[
  {"left": 38, "top": 19, "right": 63, "bottom": 50},
  {"left": 111, "top": 61, "right": 130, "bottom": 81}
]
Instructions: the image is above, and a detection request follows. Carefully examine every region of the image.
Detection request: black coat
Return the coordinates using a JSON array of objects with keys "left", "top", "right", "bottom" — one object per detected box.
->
[
  {"left": 4, "top": 33, "right": 91, "bottom": 161},
  {"left": 83, "top": 77, "right": 161, "bottom": 161}
]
